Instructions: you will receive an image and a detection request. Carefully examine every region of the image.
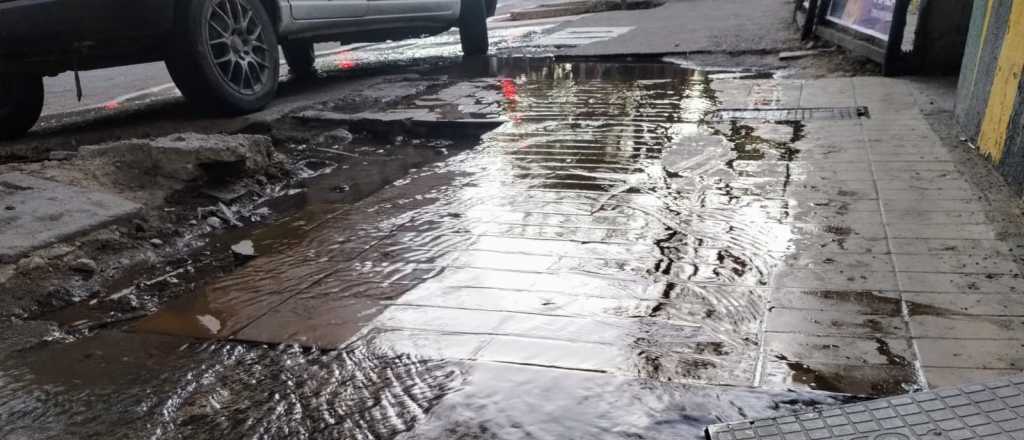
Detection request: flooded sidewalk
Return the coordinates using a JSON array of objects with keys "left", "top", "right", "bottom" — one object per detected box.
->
[{"left": 3, "top": 61, "right": 1024, "bottom": 439}]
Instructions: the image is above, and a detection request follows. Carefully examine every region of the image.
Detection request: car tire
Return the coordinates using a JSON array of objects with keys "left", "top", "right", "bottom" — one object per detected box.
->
[
  {"left": 282, "top": 40, "right": 318, "bottom": 80},
  {"left": 0, "top": 74, "right": 44, "bottom": 141},
  {"left": 459, "top": 0, "right": 489, "bottom": 56},
  {"left": 166, "top": 0, "right": 280, "bottom": 115}
]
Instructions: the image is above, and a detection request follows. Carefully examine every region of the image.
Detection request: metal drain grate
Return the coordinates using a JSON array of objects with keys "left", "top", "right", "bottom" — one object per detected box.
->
[
  {"left": 705, "top": 375, "right": 1024, "bottom": 440},
  {"left": 707, "top": 106, "right": 869, "bottom": 122}
]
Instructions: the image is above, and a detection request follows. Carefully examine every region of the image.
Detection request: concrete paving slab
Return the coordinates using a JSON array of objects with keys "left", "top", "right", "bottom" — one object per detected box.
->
[
  {"left": 769, "top": 289, "right": 902, "bottom": 316},
  {"left": 765, "top": 334, "right": 915, "bottom": 365},
  {"left": 905, "top": 292, "right": 1024, "bottom": 317},
  {"left": 760, "top": 361, "right": 919, "bottom": 396},
  {"left": 0, "top": 173, "right": 141, "bottom": 263},
  {"left": 765, "top": 308, "right": 906, "bottom": 337}
]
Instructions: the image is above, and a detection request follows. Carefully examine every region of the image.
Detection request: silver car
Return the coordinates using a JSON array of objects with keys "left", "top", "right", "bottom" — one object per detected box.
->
[{"left": 0, "top": 0, "right": 495, "bottom": 139}]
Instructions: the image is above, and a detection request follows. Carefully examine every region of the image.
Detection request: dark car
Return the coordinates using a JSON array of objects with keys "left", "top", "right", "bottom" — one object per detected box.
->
[{"left": 0, "top": 0, "right": 496, "bottom": 140}]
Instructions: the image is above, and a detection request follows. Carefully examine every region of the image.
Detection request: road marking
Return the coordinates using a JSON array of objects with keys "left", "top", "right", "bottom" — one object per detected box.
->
[{"left": 524, "top": 26, "right": 633, "bottom": 47}]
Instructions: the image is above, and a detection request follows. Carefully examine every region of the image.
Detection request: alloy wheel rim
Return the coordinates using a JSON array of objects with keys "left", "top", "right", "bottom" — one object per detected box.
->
[{"left": 205, "top": 0, "right": 271, "bottom": 95}]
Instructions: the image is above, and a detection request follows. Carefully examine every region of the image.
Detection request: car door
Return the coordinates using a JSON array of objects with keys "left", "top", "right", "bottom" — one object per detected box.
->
[
  {"left": 289, "top": 0, "right": 368, "bottom": 20},
  {"left": 364, "top": 0, "right": 458, "bottom": 20}
]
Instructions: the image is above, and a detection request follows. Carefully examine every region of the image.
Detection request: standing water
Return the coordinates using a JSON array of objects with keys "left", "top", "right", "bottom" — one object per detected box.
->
[{"left": 0, "top": 60, "right": 862, "bottom": 439}]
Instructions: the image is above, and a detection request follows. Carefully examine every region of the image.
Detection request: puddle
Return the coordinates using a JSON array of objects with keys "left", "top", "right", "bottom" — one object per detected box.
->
[{"left": 1, "top": 58, "right": 914, "bottom": 438}]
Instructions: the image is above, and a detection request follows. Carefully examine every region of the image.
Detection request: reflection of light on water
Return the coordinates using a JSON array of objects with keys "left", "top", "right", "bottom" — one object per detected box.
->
[{"left": 337, "top": 59, "right": 357, "bottom": 70}]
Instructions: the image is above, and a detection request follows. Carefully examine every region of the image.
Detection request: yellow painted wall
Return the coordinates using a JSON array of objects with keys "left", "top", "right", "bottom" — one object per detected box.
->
[{"left": 978, "top": 0, "right": 1024, "bottom": 162}]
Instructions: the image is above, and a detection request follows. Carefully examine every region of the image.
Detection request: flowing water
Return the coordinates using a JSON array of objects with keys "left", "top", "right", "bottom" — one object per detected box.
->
[{"left": 0, "top": 59, "right": 868, "bottom": 439}]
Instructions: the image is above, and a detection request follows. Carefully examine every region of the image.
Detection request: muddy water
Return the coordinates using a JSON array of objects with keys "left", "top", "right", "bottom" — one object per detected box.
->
[{"left": 0, "top": 60, "right": 863, "bottom": 439}]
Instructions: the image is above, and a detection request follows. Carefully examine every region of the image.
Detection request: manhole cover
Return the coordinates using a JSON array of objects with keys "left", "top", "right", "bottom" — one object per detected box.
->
[
  {"left": 707, "top": 106, "right": 869, "bottom": 122},
  {"left": 705, "top": 375, "right": 1024, "bottom": 440}
]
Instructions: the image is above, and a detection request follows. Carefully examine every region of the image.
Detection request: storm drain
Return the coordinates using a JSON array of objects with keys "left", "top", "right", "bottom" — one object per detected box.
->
[
  {"left": 705, "top": 375, "right": 1024, "bottom": 440},
  {"left": 706, "top": 106, "right": 869, "bottom": 122}
]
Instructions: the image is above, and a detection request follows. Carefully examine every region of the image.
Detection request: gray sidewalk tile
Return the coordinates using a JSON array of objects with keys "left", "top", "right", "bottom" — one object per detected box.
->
[
  {"left": 915, "top": 339, "right": 1024, "bottom": 368},
  {"left": 873, "top": 161, "right": 957, "bottom": 171},
  {"left": 800, "top": 78, "right": 854, "bottom": 108},
  {"left": 789, "top": 237, "right": 890, "bottom": 255},
  {"left": 760, "top": 361, "right": 919, "bottom": 396},
  {"left": 923, "top": 367, "right": 1023, "bottom": 388},
  {"left": 898, "top": 272, "right": 1024, "bottom": 293},
  {"left": 910, "top": 315, "right": 1024, "bottom": 340},
  {"left": 878, "top": 188, "right": 985, "bottom": 200},
  {"left": 904, "top": 292, "right": 1024, "bottom": 316},
  {"left": 787, "top": 210, "right": 884, "bottom": 225},
  {"left": 766, "top": 308, "right": 906, "bottom": 336},
  {"left": 887, "top": 224, "right": 997, "bottom": 239},
  {"left": 791, "top": 222, "right": 888, "bottom": 239},
  {"left": 889, "top": 238, "right": 1022, "bottom": 255},
  {"left": 780, "top": 253, "right": 895, "bottom": 272},
  {"left": 769, "top": 289, "right": 901, "bottom": 315},
  {"left": 873, "top": 169, "right": 969, "bottom": 181},
  {"left": 0, "top": 173, "right": 142, "bottom": 263},
  {"left": 871, "top": 151, "right": 955, "bottom": 162},
  {"left": 883, "top": 211, "right": 1004, "bottom": 225},
  {"left": 765, "top": 334, "right": 915, "bottom": 365},
  {"left": 892, "top": 254, "right": 1022, "bottom": 275}
]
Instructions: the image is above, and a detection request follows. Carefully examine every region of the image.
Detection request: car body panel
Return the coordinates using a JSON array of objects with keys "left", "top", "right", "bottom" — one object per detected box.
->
[
  {"left": 288, "top": 0, "right": 368, "bottom": 20},
  {"left": 0, "top": 0, "right": 461, "bottom": 74}
]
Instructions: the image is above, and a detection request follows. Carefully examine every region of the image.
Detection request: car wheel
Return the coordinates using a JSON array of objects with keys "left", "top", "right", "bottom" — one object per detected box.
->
[
  {"left": 282, "top": 40, "right": 318, "bottom": 80},
  {"left": 0, "top": 74, "right": 44, "bottom": 141},
  {"left": 166, "top": 0, "right": 280, "bottom": 114},
  {"left": 459, "top": 0, "right": 489, "bottom": 56}
]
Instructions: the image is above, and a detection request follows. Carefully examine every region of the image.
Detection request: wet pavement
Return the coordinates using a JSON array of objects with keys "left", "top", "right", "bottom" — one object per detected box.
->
[{"left": 4, "top": 59, "right": 1024, "bottom": 438}]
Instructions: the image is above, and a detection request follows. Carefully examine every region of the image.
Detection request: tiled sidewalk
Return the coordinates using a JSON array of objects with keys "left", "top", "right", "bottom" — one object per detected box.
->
[
  {"left": 137, "top": 68, "right": 1024, "bottom": 401},
  {"left": 714, "top": 77, "right": 1024, "bottom": 394}
]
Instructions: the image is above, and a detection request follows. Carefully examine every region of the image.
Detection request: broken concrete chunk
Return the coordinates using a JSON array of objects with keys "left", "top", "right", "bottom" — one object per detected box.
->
[
  {"left": 206, "top": 217, "right": 225, "bottom": 229},
  {"left": 0, "top": 265, "right": 14, "bottom": 284},
  {"left": 48, "top": 150, "right": 78, "bottom": 161},
  {"left": 292, "top": 110, "right": 354, "bottom": 122},
  {"left": 201, "top": 182, "right": 258, "bottom": 203},
  {"left": 69, "top": 258, "right": 98, "bottom": 274},
  {"left": 36, "top": 244, "right": 76, "bottom": 260},
  {"left": 778, "top": 48, "right": 833, "bottom": 60},
  {"left": 315, "top": 128, "right": 354, "bottom": 147},
  {"left": 149, "top": 239, "right": 165, "bottom": 247},
  {"left": 79, "top": 133, "right": 277, "bottom": 182},
  {"left": 231, "top": 240, "right": 256, "bottom": 258},
  {"left": 16, "top": 256, "right": 47, "bottom": 274}
]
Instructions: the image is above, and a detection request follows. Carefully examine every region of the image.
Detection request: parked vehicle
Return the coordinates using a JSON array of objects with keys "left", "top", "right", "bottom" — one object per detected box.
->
[{"left": 0, "top": 0, "right": 496, "bottom": 140}]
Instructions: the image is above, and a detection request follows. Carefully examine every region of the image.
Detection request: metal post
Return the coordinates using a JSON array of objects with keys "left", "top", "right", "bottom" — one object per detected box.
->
[
  {"left": 801, "top": 0, "right": 820, "bottom": 41},
  {"left": 815, "top": 0, "right": 829, "bottom": 26},
  {"left": 883, "top": 0, "right": 912, "bottom": 76}
]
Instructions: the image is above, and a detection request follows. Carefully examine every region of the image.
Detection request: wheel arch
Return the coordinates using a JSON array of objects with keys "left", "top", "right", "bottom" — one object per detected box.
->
[
  {"left": 258, "top": 0, "right": 284, "bottom": 32},
  {"left": 174, "top": 0, "right": 285, "bottom": 33}
]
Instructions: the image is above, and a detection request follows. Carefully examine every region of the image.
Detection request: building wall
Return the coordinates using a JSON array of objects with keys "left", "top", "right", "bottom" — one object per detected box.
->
[
  {"left": 956, "top": 0, "right": 1024, "bottom": 185},
  {"left": 915, "top": 0, "right": 973, "bottom": 75}
]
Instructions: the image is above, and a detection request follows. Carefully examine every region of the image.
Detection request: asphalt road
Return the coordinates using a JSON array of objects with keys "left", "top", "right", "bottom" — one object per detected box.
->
[{"left": 41, "top": 43, "right": 344, "bottom": 116}]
